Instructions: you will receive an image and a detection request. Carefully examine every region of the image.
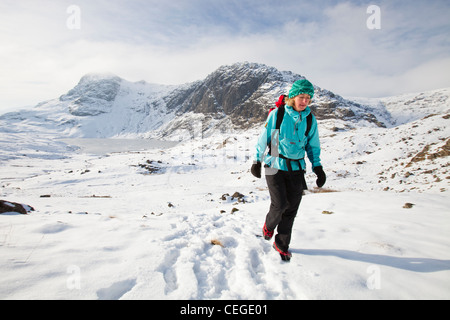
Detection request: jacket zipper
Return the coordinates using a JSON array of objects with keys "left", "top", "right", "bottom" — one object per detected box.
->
[{"left": 294, "top": 114, "right": 301, "bottom": 136}]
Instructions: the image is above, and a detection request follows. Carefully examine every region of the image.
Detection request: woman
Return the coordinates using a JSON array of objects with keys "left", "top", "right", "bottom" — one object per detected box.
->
[{"left": 251, "top": 79, "right": 326, "bottom": 261}]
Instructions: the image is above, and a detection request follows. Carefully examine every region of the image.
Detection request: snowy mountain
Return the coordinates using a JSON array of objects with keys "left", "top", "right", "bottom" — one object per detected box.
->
[
  {"left": 0, "top": 62, "right": 386, "bottom": 140},
  {"left": 1, "top": 73, "right": 179, "bottom": 139}
]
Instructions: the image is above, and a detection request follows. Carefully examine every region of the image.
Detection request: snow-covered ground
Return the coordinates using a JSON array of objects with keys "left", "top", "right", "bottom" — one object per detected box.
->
[{"left": 1, "top": 119, "right": 449, "bottom": 299}]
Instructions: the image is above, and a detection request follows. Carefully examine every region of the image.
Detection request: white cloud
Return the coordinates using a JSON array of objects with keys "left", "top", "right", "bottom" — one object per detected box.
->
[
  {"left": 393, "top": 57, "right": 450, "bottom": 94},
  {"left": 0, "top": 0, "right": 449, "bottom": 112}
]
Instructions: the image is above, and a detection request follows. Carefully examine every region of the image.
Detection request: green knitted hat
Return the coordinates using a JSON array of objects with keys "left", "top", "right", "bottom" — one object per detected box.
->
[{"left": 289, "top": 79, "right": 315, "bottom": 99}]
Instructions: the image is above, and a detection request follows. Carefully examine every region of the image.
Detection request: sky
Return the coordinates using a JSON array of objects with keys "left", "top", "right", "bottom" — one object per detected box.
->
[{"left": 0, "top": 0, "right": 449, "bottom": 112}]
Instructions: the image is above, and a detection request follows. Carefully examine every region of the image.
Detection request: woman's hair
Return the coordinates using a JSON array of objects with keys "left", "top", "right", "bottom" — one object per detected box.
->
[{"left": 285, "top": 96, "right": 295, "bottom": 107}]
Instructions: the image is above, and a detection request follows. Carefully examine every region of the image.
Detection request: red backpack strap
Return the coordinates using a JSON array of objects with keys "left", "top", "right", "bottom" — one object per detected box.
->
[{"left": 275, "top": 94, "right": 286, "bottom": 108}]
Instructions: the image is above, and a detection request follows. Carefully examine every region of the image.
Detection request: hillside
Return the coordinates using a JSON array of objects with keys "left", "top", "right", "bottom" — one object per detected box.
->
[{"left": 0, "top": 124, "right": 449, "bottom": 300}]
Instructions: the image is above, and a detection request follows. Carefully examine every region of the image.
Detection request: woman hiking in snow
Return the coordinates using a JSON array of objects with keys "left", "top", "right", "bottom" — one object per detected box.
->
[{"left": 251, "top": 79, "right": 326, "bottom": 261}]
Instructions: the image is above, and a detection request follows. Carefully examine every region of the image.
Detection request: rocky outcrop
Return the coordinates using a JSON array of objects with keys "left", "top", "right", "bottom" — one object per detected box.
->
[
  {"left": 160, "top": 62, "right": 385, "bottom": 131},
  {"left": 0, "top": 200, "right": 34, "bottom": 214}
]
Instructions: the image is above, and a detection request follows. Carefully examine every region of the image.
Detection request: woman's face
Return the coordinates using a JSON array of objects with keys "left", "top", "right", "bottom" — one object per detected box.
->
[{"left": 293, "top": 94, "right": 311, "bottom": 112}]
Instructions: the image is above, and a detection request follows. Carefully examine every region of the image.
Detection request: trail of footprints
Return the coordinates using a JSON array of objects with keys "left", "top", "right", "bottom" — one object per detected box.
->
[{"left": 155, "top": 210, "right": 280, "bottom": 299}]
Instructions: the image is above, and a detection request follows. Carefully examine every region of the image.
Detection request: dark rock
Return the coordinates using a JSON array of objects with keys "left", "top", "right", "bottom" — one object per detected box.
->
[{"left": 0, "top": 200, "right": 34, "bottom": 214}]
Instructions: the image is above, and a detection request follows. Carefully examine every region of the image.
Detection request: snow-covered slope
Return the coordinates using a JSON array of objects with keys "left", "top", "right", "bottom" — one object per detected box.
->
[
  {"left": 0, "top": 130, "right": 449, "bottom": 300},
  {"left": 334, "top": 88, "right": 450, "bottom": 193},
  {"left": 0, "top": 73, "right": 178, "bottom": 139},
  {"left": 350, "top": 87, "right": 450, "bottom": 127}
]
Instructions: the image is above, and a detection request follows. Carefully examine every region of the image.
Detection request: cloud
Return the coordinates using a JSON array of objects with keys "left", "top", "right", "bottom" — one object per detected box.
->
[
  {"left": 393, "top": 57, "right": 450, "bottom": 94},
  {"left": 0, "top": 0, "right": 449, "bottom": 111}
]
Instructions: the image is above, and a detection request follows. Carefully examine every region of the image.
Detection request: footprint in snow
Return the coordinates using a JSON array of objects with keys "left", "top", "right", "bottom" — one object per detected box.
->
[{"left": 96, "top": 278, "right": 137, "bottom": 300}]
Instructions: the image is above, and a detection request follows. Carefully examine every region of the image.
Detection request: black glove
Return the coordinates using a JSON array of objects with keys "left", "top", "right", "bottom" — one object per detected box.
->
[
  {"left": 313, "top": 166, "right": 326, "bottom": 188},
  {"left": 251, "top": 161, "right": 262, "bottom": 178}
]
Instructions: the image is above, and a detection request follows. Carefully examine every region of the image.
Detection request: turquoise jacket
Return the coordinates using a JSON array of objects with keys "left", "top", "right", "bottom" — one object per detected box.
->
[{"left": 255, "top": 105, "right": 322, "bottom": 172}]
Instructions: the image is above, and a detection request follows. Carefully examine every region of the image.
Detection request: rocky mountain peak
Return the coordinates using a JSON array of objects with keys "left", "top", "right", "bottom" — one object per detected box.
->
[
  {"left": 163, "top": 62, "right": 385, "bottom": 129},
  {"left": 59, "top": 73, "right": 122, "bottom": 116},
  {"left": 164, "top": 62, "right": 302, "bottom": 125}
]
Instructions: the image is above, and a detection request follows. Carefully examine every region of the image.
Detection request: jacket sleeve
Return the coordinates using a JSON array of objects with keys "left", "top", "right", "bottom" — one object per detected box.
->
[
  {"left": 255, "top": 110, "right": 277, "bottom": 162},
  {"left": 305, "top": 115, "right": 322, "bottom": 170}
]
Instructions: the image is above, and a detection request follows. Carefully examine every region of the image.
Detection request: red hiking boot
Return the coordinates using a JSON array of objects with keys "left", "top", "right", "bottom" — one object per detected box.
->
[
  {"left": 273, "top": 242, "right": 292, "bottom": 262},
  {"left": 262, "top": 223, "right": 274, "bottom": 240}
]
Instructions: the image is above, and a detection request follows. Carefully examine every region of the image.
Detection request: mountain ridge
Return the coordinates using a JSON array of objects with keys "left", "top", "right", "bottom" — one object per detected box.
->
[{"left": 1, "top": 62, "right": 449, "bottom": 140}]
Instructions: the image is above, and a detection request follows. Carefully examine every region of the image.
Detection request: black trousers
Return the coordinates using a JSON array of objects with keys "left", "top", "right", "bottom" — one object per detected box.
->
[{"left": 265, "top": 168, "right": 304, "bottom": 252}]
